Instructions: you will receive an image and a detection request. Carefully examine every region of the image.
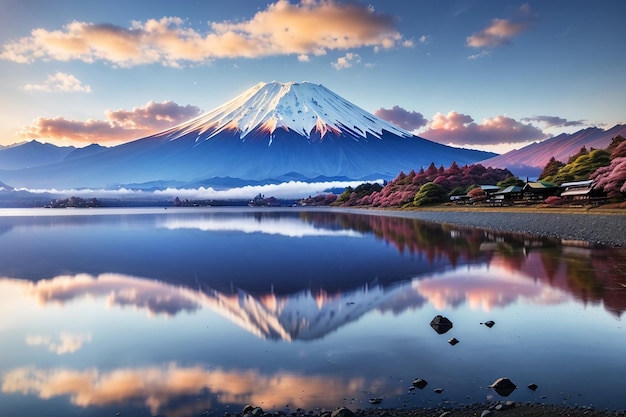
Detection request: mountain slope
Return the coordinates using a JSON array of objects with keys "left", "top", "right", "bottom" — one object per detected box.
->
[
  {"left": 1, "top": 82, "right": 495, "bottom": 189},
  {"left": 480, "top": 124, "right": 626, "bottom": 177},
  {"left": 0, "top": 140, "right": 76, "bottom": 170}
]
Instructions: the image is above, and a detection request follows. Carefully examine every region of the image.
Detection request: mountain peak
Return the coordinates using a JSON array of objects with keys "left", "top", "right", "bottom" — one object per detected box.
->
[{"left": 160, "top": 81, "right": 414, "bottom": 142}]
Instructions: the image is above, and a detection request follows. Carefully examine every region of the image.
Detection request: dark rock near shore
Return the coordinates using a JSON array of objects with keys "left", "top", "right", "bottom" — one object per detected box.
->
[
  {"left": 490, "top": 377, "right": 517, "bottom": 397},
  {"left": 430, "top": 315, "right": 453, "bottom": 334},
  {"left": 411, "top": 378, "right": 428, "bottom": 389},
  {"left": 448, "top": 337, "right": 459, "bottom": 346},
  {"left": 331, "top": 407, "right": 355, "bottom": 417}
]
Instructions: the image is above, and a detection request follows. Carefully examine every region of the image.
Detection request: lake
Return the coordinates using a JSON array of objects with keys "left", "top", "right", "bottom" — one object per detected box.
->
[{"left": 0, "top": 207, "right": 625, "bottom": 416}]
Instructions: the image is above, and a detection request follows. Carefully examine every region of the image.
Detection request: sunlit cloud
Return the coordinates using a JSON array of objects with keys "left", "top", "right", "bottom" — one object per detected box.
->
[
  {"left": 25, "top": 333, "right": 92, "bottom": 355},
  {"left": 2, "top": 364, "right": 385, "bottom": 415},
  {"left": 374, "top": 105, "right": 427, "bottom": 131},
  {"left": 1, "top": 1, "right": 409, "bottom": 67},
  {"left": 22, "top": 72, "right": 92, "bottom": 93},
  {"left": 14, "top": 180, "right": 372, "bottom": 200},
  {"left": 331, "top": 52, "right": 361, "bottom": 70},
  {"left": 17, "top": 101, "right": 202, "bottom": 144},
  {"left": 466, "top": 4, "right": 534, "bottom": 56},
  {"left": 419, "top": 110, "right": 548, "bottom": 149}
]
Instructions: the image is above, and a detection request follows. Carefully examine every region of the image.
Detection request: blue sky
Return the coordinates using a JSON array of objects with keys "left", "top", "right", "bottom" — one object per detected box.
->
[{"left": 0, "top": 0, "right": 624, "bottom": 154}]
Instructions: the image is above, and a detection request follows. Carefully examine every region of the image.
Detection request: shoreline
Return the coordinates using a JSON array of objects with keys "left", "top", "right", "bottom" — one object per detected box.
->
[
  {"left": 231, "top": 401, "right": 626, "bottom": 417},
  {"left": 343, "top": 205, "right": 626, "bottom": 247}
]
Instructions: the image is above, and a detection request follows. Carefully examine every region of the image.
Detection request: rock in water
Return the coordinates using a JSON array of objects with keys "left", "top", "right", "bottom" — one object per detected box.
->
[
  {"left": 430, "top": 315, "right": 453, "bottom": 334},
  {"left": 412, "top": 378, "right": 428, "bottom": 389},
  {"left": 490, "top": 377, "right": 517, "bottom": 397}
]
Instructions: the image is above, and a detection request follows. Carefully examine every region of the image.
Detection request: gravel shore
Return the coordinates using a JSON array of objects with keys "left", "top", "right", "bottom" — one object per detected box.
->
[
  {"left": 349, "top": 207, "right": 626, "bottom": 247},
  {"left": 233, "top": 402, "right": 626, "bottom": 417}
]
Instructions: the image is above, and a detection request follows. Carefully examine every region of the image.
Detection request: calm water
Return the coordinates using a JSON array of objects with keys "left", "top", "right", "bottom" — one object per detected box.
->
[{"left": 0, "top": 207, "right": 625, "bottom": 416}]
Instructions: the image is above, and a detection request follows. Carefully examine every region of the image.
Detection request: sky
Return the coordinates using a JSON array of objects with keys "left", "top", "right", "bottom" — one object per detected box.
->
[{"left": 0, "top": 0, "right": 624, "bottom": 154}]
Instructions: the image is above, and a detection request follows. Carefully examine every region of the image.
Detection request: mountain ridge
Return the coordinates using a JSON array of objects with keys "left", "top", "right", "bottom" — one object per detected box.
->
[{"left": 480, "top": 124, "right": 626, "bottom": 177}]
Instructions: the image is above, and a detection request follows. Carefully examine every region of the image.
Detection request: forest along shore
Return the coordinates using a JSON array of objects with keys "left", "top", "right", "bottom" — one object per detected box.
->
[{"left": 345, "top": 206, "right": 626, "bottom": 247}]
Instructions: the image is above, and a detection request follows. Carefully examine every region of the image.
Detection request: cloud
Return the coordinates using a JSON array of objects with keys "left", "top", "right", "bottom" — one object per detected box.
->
[
  {"left": 467, "top": 4, "right": 533, "bottom": 48},
  {"left": 17, "top": 101, "right": 202, "bottom": 144},
  {"left": 22, "top": 72, "right": 91, "bottom": 93},
  {"left": 468, "top": 50, "right": 491, "bottom": 60},
  {"left": 521, "top": 115, "right": 586, "bottom": 128},
  {"left": 420, "top": 111, "right": 548, "bottom": 146},
  {"left": 16, "top": 180, "right": 372, "bottom": 200},
  {"left": 1, "top": 1, "right": 409, "bottom": 67},
  {"left": 374, "top": 105, "right": 427, "bottom": 131},
  {"left": 25, "top": 333, "right": 92, "bottom": 355},
  {"left": 331, "top": 52, "right": 361, "bottom": 70}
]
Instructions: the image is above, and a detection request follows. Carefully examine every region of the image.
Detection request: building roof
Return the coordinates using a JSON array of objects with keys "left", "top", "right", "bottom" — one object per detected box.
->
[
  {"left": 523, "top": 181, "right": 557, "bottom": 190},
  {"left": 560, "top": 187, "right": 593, "bottom": 197},
  {"left": 560, "top": 180, "right": 593, "bottom": 188},
  {"left": 480, "top": 185, "right": 501, "bottom": 191},
  {"left": 494, "top": 185, "right": 522, "bottom": 195}
]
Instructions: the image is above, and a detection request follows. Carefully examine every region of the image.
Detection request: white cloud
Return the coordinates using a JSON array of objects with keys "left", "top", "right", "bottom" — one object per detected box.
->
[
  {"left": 14, "top": 180, "right": 376, "bottom": 200},
  {"left": 22, "top": 72, "right": 91, "bottom": 93},
  {"left": 331, "top": 52, "right": 361, "bottom": 70}
]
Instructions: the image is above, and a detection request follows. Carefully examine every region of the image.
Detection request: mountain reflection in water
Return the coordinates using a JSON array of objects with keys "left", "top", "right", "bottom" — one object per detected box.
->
[{"left": 0, "top": 208, "right": 625, "bottom": 416}]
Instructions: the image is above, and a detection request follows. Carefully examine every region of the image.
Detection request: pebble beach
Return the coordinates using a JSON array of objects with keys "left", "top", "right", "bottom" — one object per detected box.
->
[{"left": 351, "top": 207, "right": 626, "bottom": 247}]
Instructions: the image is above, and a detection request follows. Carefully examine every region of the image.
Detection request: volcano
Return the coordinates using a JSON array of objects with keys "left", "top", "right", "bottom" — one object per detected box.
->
[{"left": 1, "top": 81, "right": 495, "bottom": 189}]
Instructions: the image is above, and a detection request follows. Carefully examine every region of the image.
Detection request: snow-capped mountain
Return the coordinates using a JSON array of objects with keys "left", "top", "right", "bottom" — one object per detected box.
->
[
  {"left": 160, "top": 81, "right": 414, "bottom": 143},
  {"left": 1, "top": 81, "right": 495, "bottom": 189}
]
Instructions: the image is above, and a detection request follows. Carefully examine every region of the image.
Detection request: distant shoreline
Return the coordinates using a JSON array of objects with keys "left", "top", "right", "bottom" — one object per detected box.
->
[{"left": 344, "top": 205, "right": 626, "bottom": 247}]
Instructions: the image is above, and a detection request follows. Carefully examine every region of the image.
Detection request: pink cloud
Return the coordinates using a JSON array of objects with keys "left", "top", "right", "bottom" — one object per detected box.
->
[
  {"left": 1, "top": 1, "right": 409, "bottom": 67},
  {"left": 374, "top": 105, "right": 427, "bottom": 131},
  {"left": 467, "top": 4, "right": 533, "bottom": 48},
  {"left": 420, "top": 111, "right": 548, "bottom": 146},
  {"left": 17, "top": 101, "right": 202, "bottom": 144}
]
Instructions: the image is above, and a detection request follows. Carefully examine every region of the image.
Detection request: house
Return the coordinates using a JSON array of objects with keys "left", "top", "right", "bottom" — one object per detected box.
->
[
  {"left": 450, "top": 194, "right": 471, "bottom": 204},
  {"left": 522, "top": 181, "right": 559, "bottom": 201},
  {"left": 559, "top": 180, "right": 605, "bottom": 204},
  {"left": 480, "top": 185, "right": 501, "bottom": 203},
  {"left": 492, "top": 185, "right": 523, "bottom": 205}
]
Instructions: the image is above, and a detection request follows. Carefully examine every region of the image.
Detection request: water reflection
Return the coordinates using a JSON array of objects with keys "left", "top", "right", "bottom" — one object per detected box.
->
[
  {"left": 1, "top": 208, "right": 625, "bottom": 415},
  {"left": 3, "top": 365, "right": 383, "bottom": 417}
]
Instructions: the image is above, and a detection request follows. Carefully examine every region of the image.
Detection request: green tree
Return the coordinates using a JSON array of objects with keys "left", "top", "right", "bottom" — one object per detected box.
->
[
  {"left": 538, "top": 156, "right": 565, "bottom": 181},
  {"left": 497, "top": 176, "right": 525, "bottom": 188},
  {"left": 335, "top": 186, "right": 353, "bottom": 204},
  {"left": 413, "top": 182, "right": 448, "bottom": 206},
  {"left": 552, "top": 149, "right": 610, "bottom": 183}
]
